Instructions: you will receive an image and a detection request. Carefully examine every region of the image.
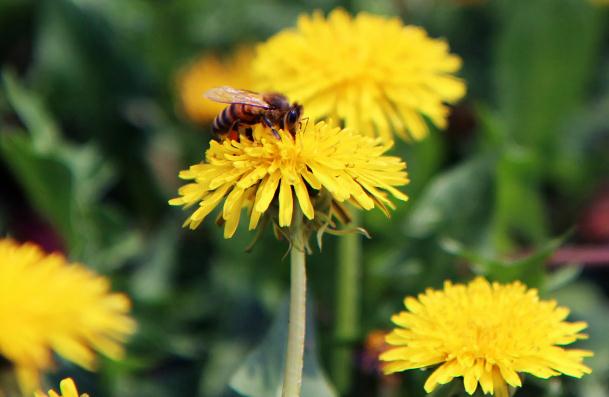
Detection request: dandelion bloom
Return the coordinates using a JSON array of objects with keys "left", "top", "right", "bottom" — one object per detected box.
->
[
  {"left": 169, "top": 122, "right": 409, "bottom": 238},
  {"left": 177, "top": 47, "right": 254, "bottom": 123},
  {"left": 381, "top": 277, "right": 592, "bottom": 397},
  {"left": 254, "top": 9, "right": 465, "bottom": 142},
  {"left": 0, "top": 239, "right": 136, "bottom": 392},
  {"left": 35, "top": 378, "right": 88, "bottom": 397}
]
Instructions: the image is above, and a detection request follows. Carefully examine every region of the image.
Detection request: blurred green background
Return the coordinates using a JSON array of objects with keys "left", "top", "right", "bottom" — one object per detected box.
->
[{"left": 1, "top": 0, "right": 609, "bottom": 396}]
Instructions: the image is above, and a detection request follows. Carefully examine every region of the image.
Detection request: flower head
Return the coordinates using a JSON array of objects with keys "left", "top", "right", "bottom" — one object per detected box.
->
[
  {"left": 0, "top": 239, "right": 136, "bottom": 392},
  {"left": 381, "top": 277, "right": 592, "bottom": 397},
  {"left": 169, "top": 121, "right": 409, "bottom": 238},
  {"left": 254, "top": 9, "right": 465, "bottom": 142},
  {"left": 35, "top": 378, "right": 88, "bottom": 397},
  {"left": 177, "top": 47, "right": 254, "bottom": 123}
]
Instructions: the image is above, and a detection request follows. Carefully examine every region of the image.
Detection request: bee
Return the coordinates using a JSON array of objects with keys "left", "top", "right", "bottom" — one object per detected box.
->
[{"left": 204, "top": 86, "right": 303, "bottom": 140}]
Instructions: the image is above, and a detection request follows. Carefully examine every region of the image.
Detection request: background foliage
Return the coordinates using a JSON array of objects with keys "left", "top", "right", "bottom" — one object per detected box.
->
[{"left": 1, "top": 0, "right": 608, "bottom": 396}]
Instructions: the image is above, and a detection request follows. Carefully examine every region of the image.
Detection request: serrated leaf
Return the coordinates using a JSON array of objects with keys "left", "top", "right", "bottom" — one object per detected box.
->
[
  {"left": 442, "top": 232, "right": 571, "bottom": 288},
  {"left": 2, "top": 70, "right": 60, "bottom": 151},
  {"left": 2, "top": 71, "right": 115, "bottom": 205}
]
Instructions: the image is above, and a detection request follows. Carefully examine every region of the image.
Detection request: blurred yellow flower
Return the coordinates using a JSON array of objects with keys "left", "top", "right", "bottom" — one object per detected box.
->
[
  {"left": 0, "top": 239, "right": 136, "bottom": 393},
  {"left": 254, "top": 9, "right": 465, "bottom": 142},
  {"left": 35, "top": 378, "right": 88, "bottom": 397},
  {"left": 177, "top": 47, "right": 254, "bottom": 123},
  {"left": 381, "top": 277, "right": 592, "bottom": 397},
  {"left": 169, "top": 122, "right": 409, "bottom": 238}
]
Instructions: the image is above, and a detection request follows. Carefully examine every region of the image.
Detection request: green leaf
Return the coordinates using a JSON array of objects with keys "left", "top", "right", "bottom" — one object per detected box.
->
[
  {"left": 2, "top": 70, "right": 116, "bottom": 206},
  {"left": 405, "top": 155, "right": 494, "bottom": 242},
  {"left": 490, "top": 145, "right": 548, "bottom": 252},
  {"left": 130, "top": 219, "right": 180, "bottom": 302},
  {"left": 2, "top": 70, "right": 60, "bottom": 151},
  {"left": 229, "top": 298, "right": 336, "bottom": 397},
  {"left": 552, "top": 96, "right": 609, "bottom": 199},
  {"left": 77, "top": 205, "right": 142, "bottom": 270},
  {"left": 0, "top": 74, "right": 137, "bottom": 268},
  {"left": 441, "top": 232, "right": 570, "bottom": 288},
  {"left": 552, "top": 282, "right": 609, "bottom": 396},
  {"left": 497, "top": 233, "right": 568, "bottom": 287},
  {"left": 0, "top": 132, "right": 76, "bottom": 244},
  {"left": 60, "top": 143, "right": 115, "bottom": 206},
  {"left": 545, "top": 265, "right": 582, "bottom": 293}
]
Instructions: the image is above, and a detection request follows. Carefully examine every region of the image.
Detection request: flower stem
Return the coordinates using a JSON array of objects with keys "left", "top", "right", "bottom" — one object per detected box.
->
[
  {"left": 332, "top": 209, "right": 362, "bottom": 394},
  {"left": 282, "top": 206, "right": 307, "bottom": 397}
]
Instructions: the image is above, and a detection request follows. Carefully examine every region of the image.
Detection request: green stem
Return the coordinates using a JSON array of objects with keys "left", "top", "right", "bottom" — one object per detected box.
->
[
  {"left": 332, "top": 209, "right": 362, "bottom": 394},
  {"left": 282, "top": 206, "right": 307, "bottom": 397}
]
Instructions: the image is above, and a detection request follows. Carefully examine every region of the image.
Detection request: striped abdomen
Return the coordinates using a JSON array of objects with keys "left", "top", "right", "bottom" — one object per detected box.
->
[{"left": 212, "top": 104, "right": 263, "bottom": 134}]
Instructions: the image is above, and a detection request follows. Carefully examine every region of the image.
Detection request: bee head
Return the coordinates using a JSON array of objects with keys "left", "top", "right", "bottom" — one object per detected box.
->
[
  {"left": 288, "top": 104, "right": 303, "bottom": 124},
  {"left": 286, "top": 104, "right": 304, "bottom": 134}
]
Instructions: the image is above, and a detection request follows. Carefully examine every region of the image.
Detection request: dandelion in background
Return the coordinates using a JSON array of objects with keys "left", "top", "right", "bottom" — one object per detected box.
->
[
  {"left": 0, "top": 239, "right": 136, "bottom": 393},
  {"left": 35, "top": 378, "right": 88, "bottom": 397},
  {"left": 177, "top": 47, "right": 254, "bottom": 124},
  {"left": 362, "top": 330, "right": 401, "bottom": 392},
  {"left": 169, "top": 121, "right": 409, "bottom": 238},
  {"left": 254, "top": 9, "right": 466, "bottom": 142},
  {"left": 381, "top": 277, "right": 593, "bottom": 397}
]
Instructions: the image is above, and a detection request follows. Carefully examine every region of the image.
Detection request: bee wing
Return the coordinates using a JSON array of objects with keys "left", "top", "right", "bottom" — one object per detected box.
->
[{"left": 204, "top": 86, "right": 271, "bottom": 108}]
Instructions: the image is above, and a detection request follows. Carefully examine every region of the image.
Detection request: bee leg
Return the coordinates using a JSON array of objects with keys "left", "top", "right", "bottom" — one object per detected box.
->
[
  {"left": 228, "top": 120, "right": 241, "bottom": 141},
  {"left": 262, "top": 116, "right": 281, "bottom": 140},
  {"left": 300, "top": 117, "right": 310, "bottom": 133},
  {"left": 245, "top": 127, "right": 254, "bottom": 140}
]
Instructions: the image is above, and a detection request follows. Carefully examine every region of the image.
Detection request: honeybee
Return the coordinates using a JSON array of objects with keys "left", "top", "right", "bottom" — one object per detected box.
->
[{"left": 204, "top": 86, "right": 303, "bottom": 140}]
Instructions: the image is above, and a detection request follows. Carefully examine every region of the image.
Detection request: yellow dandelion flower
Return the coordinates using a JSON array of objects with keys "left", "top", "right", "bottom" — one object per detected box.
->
[
  {"left": 254, "top": 9, "right": 466, "bottom": 142},
  {"left": 0, "top": 239, "right": 136, "bottom": 393},
  {"left": 169, "top": 121, "right": 409, "bottom": 238},
  {"left": 381, "top": 277, "right": 593, "bottom": 397},
  {"left": 35, "top": 378, "right": 88, "bottom": 397},
  {"left": 177, "top": 47, "right": 254, "bottom": 123}
]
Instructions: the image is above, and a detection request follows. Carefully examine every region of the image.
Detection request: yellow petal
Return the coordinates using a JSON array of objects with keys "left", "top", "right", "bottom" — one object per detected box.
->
[{"left": 278, "top": 178, "right": 293, "bottom": 227}]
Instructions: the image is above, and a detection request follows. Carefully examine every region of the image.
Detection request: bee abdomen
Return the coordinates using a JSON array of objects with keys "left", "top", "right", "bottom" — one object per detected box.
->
[
  {"left": 212, "top": 105, "right": 236, "bottom": 133},
  {"left": 212, "top": 104, "right": 262, "bottom": 134}
]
